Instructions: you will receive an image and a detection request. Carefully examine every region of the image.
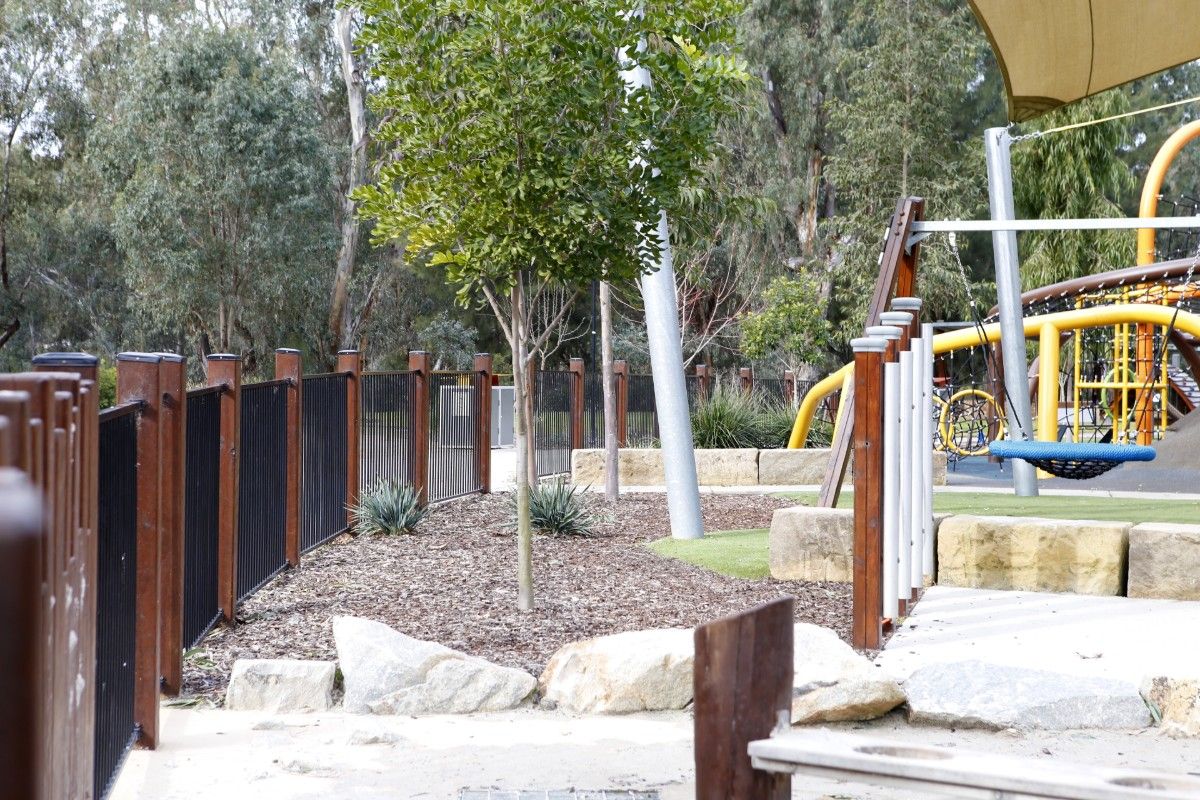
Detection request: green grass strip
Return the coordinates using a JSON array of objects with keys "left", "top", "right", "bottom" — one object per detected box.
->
[{"left": 646, "top": 528, "right": 771, "bottom": 579}]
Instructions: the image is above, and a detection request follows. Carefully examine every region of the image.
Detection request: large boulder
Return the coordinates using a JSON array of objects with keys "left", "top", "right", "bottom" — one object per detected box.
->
[
  {"left": 791, "top": 624, "right": 904, "bottom": 724},
  {"left": 937, "top": 515, "right": 1130, "bottom": 596},
  {"left": 1141, "top": 675, "right": 1200, "bottom": 738},
  {"left": 333, "top": 616, "right": 536, "bottom": 714},
  {"left": 904, "top": 660, "right": 1152, "bottom": 730},
  {"left": 769, "top": 506, "right": 854, "bottom": 582},
  {"left": 758, "top": 449, "right": 831, "bottom": 485},
  {"left": 1127, "top": 523, "right": 1200, "bottom": 600},
  {"left": 225, "top": 659, "right": 336, "bottom": 712},
  {"left": 539, "top": 628, "right": 693, "bottom": 713}
]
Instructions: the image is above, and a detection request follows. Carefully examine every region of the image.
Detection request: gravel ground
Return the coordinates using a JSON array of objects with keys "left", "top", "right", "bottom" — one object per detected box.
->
[{"left": 181, "top": 491, "right": 851, "bottom": 701}]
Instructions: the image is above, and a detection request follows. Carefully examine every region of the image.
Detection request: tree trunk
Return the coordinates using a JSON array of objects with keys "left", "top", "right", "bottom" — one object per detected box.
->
[
  {"left": 510, "top": 280, "right": 534, "bottom": 611},
  {"left": 600, "top": 281, "right": 619, "bottom": 502},
  {"left": 328, "top": 8, "right": 368, "bottom": 354}
]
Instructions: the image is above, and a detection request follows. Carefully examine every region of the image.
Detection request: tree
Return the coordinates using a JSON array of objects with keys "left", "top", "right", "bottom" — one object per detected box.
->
[
  {"left": 740, "top": 273, "right": 829, "bottom": 373},
  {"left": 92, "top": 30, "right": 338, "bottom": 373},
  {"left": 353, "top": 0, "right": 747, "bottom": 610}
]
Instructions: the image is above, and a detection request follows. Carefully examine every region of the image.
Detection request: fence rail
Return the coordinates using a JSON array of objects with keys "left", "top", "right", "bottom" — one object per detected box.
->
[
  {"left": 236, "top": 382, "right": 289, "bottom": 601},
  {"left": 301, "top": 373, "right": 349, "bottom": 552}
]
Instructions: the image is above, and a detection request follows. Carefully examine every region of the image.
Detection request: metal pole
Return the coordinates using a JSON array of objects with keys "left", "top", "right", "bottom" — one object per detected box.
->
[
  {"left": 984, "top": 127, "right": 1038, "bottom": 496},
  {"left": 921, "top": 325, "right": 935, "bottom": 579},
  {"left": 620, "top": 31, "right": 703, "bottom": 540}
]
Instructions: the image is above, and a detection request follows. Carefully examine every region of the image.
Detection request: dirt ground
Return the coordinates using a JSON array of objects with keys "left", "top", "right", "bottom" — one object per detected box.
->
[{"left": 183, "top": 491, "right": 851, "bottom": 700}]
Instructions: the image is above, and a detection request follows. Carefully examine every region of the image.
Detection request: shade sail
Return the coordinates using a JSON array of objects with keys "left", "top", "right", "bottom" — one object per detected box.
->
[{"left": 969, "top": 0, "right": 1200, "bottom": 122}]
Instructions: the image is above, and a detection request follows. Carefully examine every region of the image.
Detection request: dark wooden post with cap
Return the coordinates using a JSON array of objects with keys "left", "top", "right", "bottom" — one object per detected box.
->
[
  {"left": 740, "top": 366, "right": 753, "bottom": 396},
  {"left": 693, "top": 597, "right": 794, "bottom": 800},
  {"left": 474, "top": 353, "right": 493, "bottom": 493},
  {"left": 695, "top": 363, "right": 711, "bottom": 403},
  {"left": 0, "top": 470, "right": 43, "bottom": 800},
  {"left": 409, "top": 351, "right": 431, "bottom": 505},
  {"left": 337, "top": 350, "right": 362, "bottom": 523},
  {"left": 850, "top": 337, "right": 886, "bottom": 650},
  {"left": 117, "top": 351, "right": 164, "bottom": 749},
  {"left": 153, "top": 353, "right": 187, "bottom": 696},
  {"left": 206, "top": 354, "right": 241, "bottom": 624},
  {"left": 613, "top": 359, "right": 629, "bottom": 447},
  {"left": 784, "top": 370, "right": 796, "bottom": 406},
  {"left": 276, "top": 349, "right": 303, "bottom": 566},
  {"left": 568, "top": 357, "right": 585, "bottom": 452}
]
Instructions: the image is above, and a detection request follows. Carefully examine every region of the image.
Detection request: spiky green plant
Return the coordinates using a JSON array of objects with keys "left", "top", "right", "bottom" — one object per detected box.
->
[
  {"left": 511, "top": 481, "right": 596, "bottom": 537},
  {"left": 350, "top": 481, "right": 426, "bottom": 535},
  {"left": 754, "top": 399, "right": 800, "bottom": 449},
  {"left": 690, "top": 386, "right": 762, "bottom": 449}
]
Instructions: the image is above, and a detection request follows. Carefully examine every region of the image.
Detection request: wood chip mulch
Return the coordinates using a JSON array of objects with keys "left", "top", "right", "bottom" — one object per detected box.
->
[{"left": 181, "top": 491, "right": 851, "bottom": 701}]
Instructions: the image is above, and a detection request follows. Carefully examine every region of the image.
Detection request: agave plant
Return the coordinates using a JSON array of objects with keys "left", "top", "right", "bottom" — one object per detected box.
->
[
  {"left": 350, "top": 480, "right": 427, "bottom": 535},
  {"left": 511, "top": 480, "right": 596, "bottom": 536}
]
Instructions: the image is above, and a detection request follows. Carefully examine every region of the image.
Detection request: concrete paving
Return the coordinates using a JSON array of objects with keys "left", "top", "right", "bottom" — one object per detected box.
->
[{"left": 876, "top": 585, "right": 1200, "bottom": 685}]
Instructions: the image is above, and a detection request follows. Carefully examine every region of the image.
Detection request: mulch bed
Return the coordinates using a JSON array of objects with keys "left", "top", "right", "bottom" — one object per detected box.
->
[{"left": 182, "top": 491, "right": 852, "bottom": 700}]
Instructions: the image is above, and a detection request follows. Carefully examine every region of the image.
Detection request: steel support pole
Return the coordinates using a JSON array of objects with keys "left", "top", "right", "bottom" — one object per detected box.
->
[
  {"left": 620, "top": 36, "right": 703, "bottom": 540},
  {"left": 984, "top": 127, "right": 1038, "bottom": 496}
]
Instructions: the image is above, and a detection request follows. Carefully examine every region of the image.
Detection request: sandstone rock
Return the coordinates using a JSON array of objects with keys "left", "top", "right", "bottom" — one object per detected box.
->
[
  {"left": 333, "top": 616, "right": 536, "bottom": 715},
  {"left": 758, "top": 448, "right": 831, "bottom": 485},
  {"left": 618, "top": 449, "right": 665, "bottom": 485},
  {"left": 539, "top": 628, "right": 693, "bottom": 713},
  {"left": 1127, "top": 523, "right": 1200, "bottom": 600},
  {"left": 1141, "top": 675, "right": 1200, "bottom": 737},
  {"left": 769, "top": 506, "right": 854, "bottom": 582},
  {"left": 931, "top": 451, "right": 948, "bottom": 486},
  {"left": 695, "top": 448, "right": 759, "bottom": 485},
  {"left": 791, "top": 624, "right": 904, "bottom": 724},
  {"left": 571, "top": 449, "right": 605, "bottom": 485},
  {"left": 225, "top": 659, "right": 335, "bottom": 713},
  {"left": 904, "top": 660, "right": 1152, "bottom": 730},
  {"left": 936, "top": 515, "right": 1129, "bottom": 595}
]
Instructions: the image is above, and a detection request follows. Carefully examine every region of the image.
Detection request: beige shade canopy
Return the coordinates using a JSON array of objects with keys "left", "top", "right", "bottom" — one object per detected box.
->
[{"left": 969, "top": 0, "right": 1200, "bottom": 122}]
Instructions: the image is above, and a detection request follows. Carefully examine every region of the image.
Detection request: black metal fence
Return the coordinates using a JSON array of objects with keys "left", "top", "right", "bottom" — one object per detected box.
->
[
  {"left": 533, "top": 370, "right": 573, "bottom": 476},
  {"left": 626, "top": 373, "right": 659, "bottom": 447},
  {"left": 428, "top": 371, "right": 483, "bottom": 501},
  {"left": 95, "top": 404, "right": 139, "bottom": 800},
  {"left": 182, "top": 387, "right": 222, "bottom": 650},
  {"left": 753, "top": 377, "right": 790, "bottom": 406},
  {"left": 582, "top": 372, "right": 606, "bottom": 448},
  {"left": 236, "top": 381, "right": 288, "bottom": 601},
  {"left": 301, "top": 373, "right": 349, "bottom": 552},
  {"left": 360, "top": 371, "right": 415, "bottom": 490}
]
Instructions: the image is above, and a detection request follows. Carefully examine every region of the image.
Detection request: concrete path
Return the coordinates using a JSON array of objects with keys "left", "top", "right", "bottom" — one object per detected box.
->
[
  {"left": 876, "top": 586, "right": 1200, "bottom": 685},
  {"left": 111, "top": 705, "right": 1200, "bottom": 799}
]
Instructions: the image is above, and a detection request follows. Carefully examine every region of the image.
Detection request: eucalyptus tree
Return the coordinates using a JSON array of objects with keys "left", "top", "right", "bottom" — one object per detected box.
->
[{"left": 353, "top": 0, "right": 747, "bottom": 609}]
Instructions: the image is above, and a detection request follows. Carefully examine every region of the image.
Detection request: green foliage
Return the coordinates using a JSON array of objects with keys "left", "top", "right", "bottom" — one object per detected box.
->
[
  {"left": 690, "top": 386, "right": 793, "bottom": 449},
  {"left": 350, "top": 480, "right": 427, "bottom": 535},
  {"left": 1013, "top": 91, "right": 1137, "bottom": 288},
  {"left": 514, "top": 481, "right": 596, "bottom": 537},
  {"left": 352, "top": 0, "right": 750, "bottom": 303},
  {"left": 740, "top": 274, "right": 829, "bottom": 369},
  {"left": 97, "top": 363, "right": 117, "bottom": 410}
]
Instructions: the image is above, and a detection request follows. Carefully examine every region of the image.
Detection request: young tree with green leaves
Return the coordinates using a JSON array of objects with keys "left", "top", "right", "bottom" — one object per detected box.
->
[
  {"left": 740, "top": 273, "right": 829, "bottom": 373},
  {"left": 353, "top": 0, "right": 747, "bottom": 610}
]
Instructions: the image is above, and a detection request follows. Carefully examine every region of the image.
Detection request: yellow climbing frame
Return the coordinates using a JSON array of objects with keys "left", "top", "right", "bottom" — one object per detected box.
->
[{"left": 788, "top": 304, "right": 1200, "bottom": 450}]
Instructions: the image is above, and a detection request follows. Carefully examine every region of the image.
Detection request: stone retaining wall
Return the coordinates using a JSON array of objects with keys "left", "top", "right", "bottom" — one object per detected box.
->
[{"left": 571, "top": 447, "right": 947, "bottom": 487}]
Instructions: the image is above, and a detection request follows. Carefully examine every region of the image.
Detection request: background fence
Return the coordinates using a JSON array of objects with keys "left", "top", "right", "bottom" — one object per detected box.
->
[
  {"left": 301, "top": 373, "right": 349, "bottom": 552},
  {"left": 534, "top": 369, "right": 574, "bottom": 476},
  {"left": 236, "top": 381, "right": 289, "bottom": 601},
  {"left": 183, "top": 387, "right": 222, "bottom": 649}
]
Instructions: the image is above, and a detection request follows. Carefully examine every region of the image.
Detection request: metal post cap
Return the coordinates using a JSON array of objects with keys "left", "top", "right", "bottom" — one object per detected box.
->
[
  {"left": 880, "top": 311, "right": 914, "bottom": 327},
  {"left": 31, "top": 352, "right": 99, "bottom": 367},
  {"left": 892, "top": 297, "right": 924, "bottom": 311},
  {"left": 865, "top": 325, "right": 903, "bottom": 340},
  {"left": 850, "top": 337, "right": 888, "bottom": 353},
  {"left": 115, "top": 352, "right": 163, "bottom": 363},
  {"left": 206, "top": 353, "right": 242, "bottom": 361}
]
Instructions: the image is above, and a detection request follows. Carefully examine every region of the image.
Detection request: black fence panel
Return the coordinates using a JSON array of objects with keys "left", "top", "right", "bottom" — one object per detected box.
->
[
  {"left": 534, "top": 370, "right": 573, "bottom": 476},
  {"left": 754, "top": 377, "right": 789, "bottom": 406},
  {"left": 95, "top": 405, "right": 139, "bottom": 800},
  {"left": 428, "top": 371, "right": 482, "bottom": 501},
  {"left": 361, "top": 372, "right": 415, "bottom": 490},
  {"left": 685, "top": 375, "right": 704, "bottom": 410},
  {"left": 237, "top": 381, "right": 288, "bottom": 601},
  {"left": 582, "top": 372, "right": 605, "bottom": 449},
  {"left": 301, "top": 373, "right": 349, "bottom": 552},
  {"left": 183, "top": 388, "right": 222, "bottom": 649},
  {"left": 626, "top": 374, "right": 659, "bottom": 447}
]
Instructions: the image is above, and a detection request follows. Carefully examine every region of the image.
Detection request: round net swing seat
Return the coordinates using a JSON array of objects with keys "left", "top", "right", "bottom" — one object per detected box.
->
[{"left": 988, "top": 440, "right": 1157, "bottom": 480}]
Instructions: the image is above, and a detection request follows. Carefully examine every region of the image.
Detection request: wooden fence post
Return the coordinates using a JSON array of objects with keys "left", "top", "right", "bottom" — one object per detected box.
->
[
  {"left": 276, "top": 349, "right": 303, "bottom": 566},
  {"left": 206, "top": 354, "right": 241, "bottom": 624},
  {"left": 474, "top": 353, "right": 493, "bottom": 493},
  {"left": 613, "top": 359, "right": 628, "bottom": 447},
  {"left": 408, "top": 351, "right": 431, "bottom": 505},
  {"left": 0, "top": 470, "right": 42, "bottom": 800},
  {"left": 850, "top": 338, "right": 886, "bottom": 651},
  {"left": 695, "top": 364, "right": 711, "bottom": 403},
  {"left": 568, "top": 357, "right": 585, "bottom": 452},
  {"left": 153, "top": 353, "right": 186, "bottom": 697},
  {"left": 740, "top": 367, "right": 754, "bottom": 396},
  {"left": 337, "top": 350, "right": 362, "bottom": 522},
  {"left": 693, "top": 597, "right": 794, "bottom": 800},
  {"left": 117, "top": 352, "right": 164, "bottom": 749},
  {"left": 783, "top": 370, "right": 796, "bottom": 406},
  {"left": 30, "top": 351, "right": 99, "bottom": 786}
]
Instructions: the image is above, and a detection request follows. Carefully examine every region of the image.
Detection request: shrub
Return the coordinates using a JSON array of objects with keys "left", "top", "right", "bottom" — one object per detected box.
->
[
  {"left": 513, "top": 480, "right": 596, "bottom": 536},
  {"left": 690, "top": 386, "right": 762, "bottom": 449},
  {"left": 350, "top": 481, "right": 426, "bottom": 535},
  {"left": 98, "top": 362, "right": 118, "bottom": 409}
]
